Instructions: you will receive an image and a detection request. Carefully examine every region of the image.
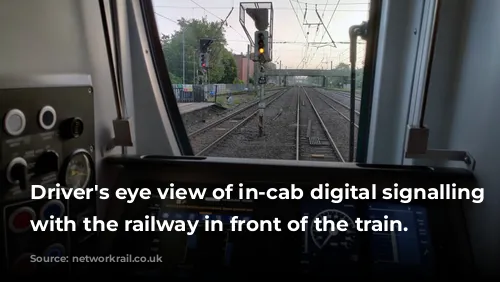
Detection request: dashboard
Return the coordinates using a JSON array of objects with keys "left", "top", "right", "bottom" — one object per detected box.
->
[
  {"left": 150, "top": 187, "right": 433, "bottom": 279},
  {"left": 104, "top": 155, "right": 476, "bottom": 280}
]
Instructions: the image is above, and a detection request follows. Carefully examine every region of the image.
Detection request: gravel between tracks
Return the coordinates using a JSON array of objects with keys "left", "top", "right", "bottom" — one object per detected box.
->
[
  {"left": 189, "top": 104, "right": 258, "bottom": 154},
  {"left": 182, "top": 106, "right": 226, "bottom": 132},
  {"left": 189, "top": 87, "right": 356, "bottom": 162},
  {"left": 183, "top": 89, "right": 283, "bottom": 134},
  {"left": 204, "top": 87, "right": 298, "bottom": 159},
  {"left": 307, "top": 88, "right": 357, "bottom": 161},
  {"left": 298, "top": 88, "right": 342, "bottom": 162}
]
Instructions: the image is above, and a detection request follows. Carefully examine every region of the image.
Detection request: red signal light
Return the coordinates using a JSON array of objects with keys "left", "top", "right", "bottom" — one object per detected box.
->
[{"left": 202, "top": 63, "right": 206, "bottom": 67}]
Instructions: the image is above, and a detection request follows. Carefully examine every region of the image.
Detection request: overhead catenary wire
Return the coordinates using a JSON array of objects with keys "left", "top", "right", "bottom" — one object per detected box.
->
[
  {"left": 290, "top": 0, "right": 310, "bottom": 68},
  {"left": 154, "top": 3, "right": 368, "bottom": 70},
  {"left": 291, "top": 0, "right": 369, "bottom": 6},
  {"left": 154, "top": 12, "right": 177, "bottom": 23},
  {"left": 154, "top": 5, "right": 368, "bottom": 11},
  {"left": 225, "top": 39, "right": 366, "bottom": 45},
  {"left": 190, "top": 0, "right": 247, "bottom": 40},
  {"left": 289, "top": 0, "right": 309, "bottom": 43},
  {"left": 202, "top": 7, "right": 235, "bottom": 67},
  {"left": 302, "top": 0, "right": 341, "bottom": 67},
  {"left": 319, "top": 0, "right": 341, "bottom": 43}
]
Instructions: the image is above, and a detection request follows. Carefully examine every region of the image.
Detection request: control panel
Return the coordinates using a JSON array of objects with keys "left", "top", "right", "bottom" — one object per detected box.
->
[
  {"left": 104, "top": 162, "right": 474, "bottom": 281},
  {"left": 153, "top": 193, "right": 435, "bottom": 280},
  {"left": 110, "top": 182, "right": 434, "bottom": 279},
  {"left": 0, "top": 75, "right": 97, "bottom": 277}
]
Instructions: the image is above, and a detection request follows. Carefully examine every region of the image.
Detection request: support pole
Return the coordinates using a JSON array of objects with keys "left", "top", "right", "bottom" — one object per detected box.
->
[
  {"left": 258, "top": 62, "right": 265, "bottom": 136},
  {"left": 182, "top": 31, "right": 185, "bottom": 84},
  {"left": 246, "top": 44, "right": 251, "bottom": 88},
  {"left": 348, "top": 22, "right": 367, "bottom": 162},
  {"left": 348, "top": 27, "right": 358, "bottom": 162}
]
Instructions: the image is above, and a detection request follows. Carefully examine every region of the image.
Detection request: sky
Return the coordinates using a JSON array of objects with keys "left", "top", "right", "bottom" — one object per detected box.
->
[{"left": 153, "top": 0, "right": 370, "bottom": 69}]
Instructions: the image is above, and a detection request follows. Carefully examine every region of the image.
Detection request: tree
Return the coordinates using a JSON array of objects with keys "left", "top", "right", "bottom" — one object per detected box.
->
[
  {"left": 218, "top": 49, "right": 238, "bottom": 84},
  {"left": 355, "top": 68, "right": 364, "bottom": 89},
  {"left": 160, "top": 17, "right": 236, "bottom": 84},
  {"left": 335, "top": 62, "right": 350, "bottom": 71},
  {"left": 169, "top": 72, "right": 182, "bottom": 84},
  {"left": 328, "top": 62, "right": 351, "bottom": 87},
  {"left": 233, "top": 78, "right": 244, "bottom": 84}
]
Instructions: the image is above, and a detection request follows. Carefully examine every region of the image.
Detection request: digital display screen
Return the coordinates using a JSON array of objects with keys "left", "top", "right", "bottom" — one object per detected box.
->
[
  {"left": 151, "top": 184, "right": 435, "bottom": 279},
  {"left": 300, "top": 200, "right": 434, "bottom": 277},
  {"left": 158, "top": 208, "right": 254, "bottom": 279},
  {"left": 369, "top": 203, "right": 434, "bottom": 277},
  {"left": 301, "top": 201, "right": 360, "bottom": 278}
]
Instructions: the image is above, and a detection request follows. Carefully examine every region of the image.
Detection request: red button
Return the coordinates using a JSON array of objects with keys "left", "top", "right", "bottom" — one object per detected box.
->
[{"left": 9, "top": 207, "right": 36, "bottom": 233}]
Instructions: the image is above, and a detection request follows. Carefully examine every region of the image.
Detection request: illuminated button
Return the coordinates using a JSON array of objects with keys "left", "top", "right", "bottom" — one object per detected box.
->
[
  {"left": 12, "top": 253, "right": 37, "bottom": 274},
  {"left": 9, "top": 207, "right": 36, "bottom": 233},
  {"left": 3, "top": 109, "right": 26, "bottom": 136},
  {"left": 40, "top": 200, "right": 65, "bottom": 220},
  {"left": 38, "top": 105, "right": 57, "bottom": 130},
  {"left": 42, "top": 244, "right": 65, "bottom": 268}
]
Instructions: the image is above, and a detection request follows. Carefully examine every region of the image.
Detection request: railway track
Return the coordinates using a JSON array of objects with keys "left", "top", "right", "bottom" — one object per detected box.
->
[
  {"left": 192, "top": 87, "right": 291, "bottom": 155},
  {"left": 297, "top": 86, "right": 344, "bottom": 162},
  {"left": 331, "top": 90, "right": 362, "bottom": 101},
  {"left": 316, "top": 91, "right": 359, "bottom": 129},
  {"left": 320, "top": 91, "right": 360, "bottom": 116},
  {"left": 188, "top": 88, "right": 287, "bottom": 137}
]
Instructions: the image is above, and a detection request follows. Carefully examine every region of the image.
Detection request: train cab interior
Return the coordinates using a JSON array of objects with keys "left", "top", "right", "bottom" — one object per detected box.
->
[{"left": 1, "top": 0, "right": 499, "bottom": 280}]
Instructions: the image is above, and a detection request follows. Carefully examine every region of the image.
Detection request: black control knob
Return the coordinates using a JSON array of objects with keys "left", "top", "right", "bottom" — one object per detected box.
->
[
  {"left": 6, "top": 157, "right": 28, "bottom": 190},
  {"left": 59, "top": 117, "right": 84, "bottom": 139},
  {"left": 35, "top": 151, "right": 59, "bottom": 175}
]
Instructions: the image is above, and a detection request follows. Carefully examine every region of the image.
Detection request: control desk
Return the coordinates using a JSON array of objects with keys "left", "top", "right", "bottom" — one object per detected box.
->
[{"left": 105, "top": 155, "right": 476, "bottom": 280}]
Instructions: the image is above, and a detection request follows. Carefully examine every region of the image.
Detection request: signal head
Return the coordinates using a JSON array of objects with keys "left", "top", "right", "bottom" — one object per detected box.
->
[{"left": 253, "top": 30, "right": 270, "bottom": 62}]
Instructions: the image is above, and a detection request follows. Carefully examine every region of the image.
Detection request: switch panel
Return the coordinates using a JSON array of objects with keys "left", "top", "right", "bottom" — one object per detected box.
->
[{"left": 0, "top": 75, "right": 97, "bottom": 277}]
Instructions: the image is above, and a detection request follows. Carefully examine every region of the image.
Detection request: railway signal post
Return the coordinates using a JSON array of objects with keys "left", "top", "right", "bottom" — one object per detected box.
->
[
  {"left": 198, "top": 38, "right": 213, "bottom": 89},
  {"left": 240, "top": 2, "right": 274, "bottom": 136},
  {"left": 255, "top": 30, "right": 270, "bottom": 136}
]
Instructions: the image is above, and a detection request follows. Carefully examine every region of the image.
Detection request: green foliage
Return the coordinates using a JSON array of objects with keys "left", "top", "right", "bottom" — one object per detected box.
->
[
  {"left": 160, "top": 17, "right": 238, "bottom": 84},
  {"left": 330, "top": 63, "right": 363, "bottom": 89},
  {"left": 303, "top": 62, "right": 363, "bottom": 89},
  {"left": 233, "top": 78, "right": 244, "bottom": 84},
  {"left": 219, "top": 49, "right": 238, "bottom": 84},
  {"left": 168, "top": 72, "right": 182, "bottom": 84}
]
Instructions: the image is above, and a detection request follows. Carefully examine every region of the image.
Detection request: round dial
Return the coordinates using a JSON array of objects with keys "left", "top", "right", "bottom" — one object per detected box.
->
[
  {"left": 310, "top": 209, "right": 356, "bottom": 251},
  {"left": 64, "top": 151, "right": 91, "bottom": 188}
]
